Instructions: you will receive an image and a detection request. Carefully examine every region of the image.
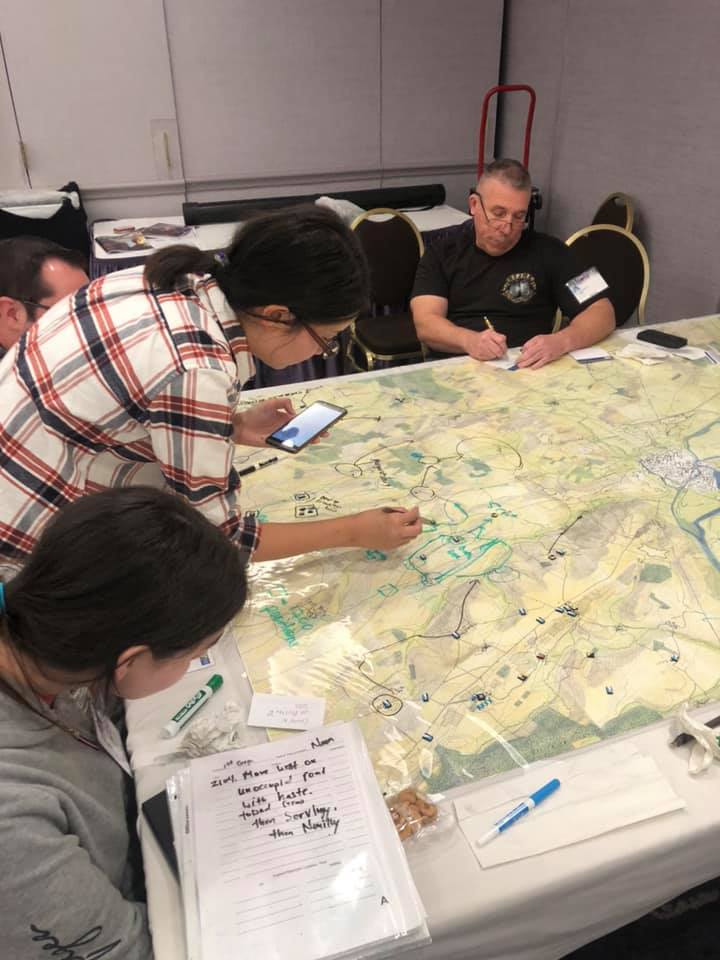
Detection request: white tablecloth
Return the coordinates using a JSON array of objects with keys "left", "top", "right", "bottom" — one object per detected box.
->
[
  {"left": 92, "top": 204, "right": 470, "bottom": 261},
  {"left": 126, "top": 633, "right": 720, "bottom": 960}
]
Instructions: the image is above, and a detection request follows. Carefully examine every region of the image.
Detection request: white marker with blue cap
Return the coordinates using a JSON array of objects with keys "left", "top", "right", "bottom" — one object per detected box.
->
[{"left": 476, "top": 777, "right": 560, "bottom": 847}]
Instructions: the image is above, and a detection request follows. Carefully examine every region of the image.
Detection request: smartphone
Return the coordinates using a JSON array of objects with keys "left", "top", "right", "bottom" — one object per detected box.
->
[
  {"left": 637, "top": 329, "right": 688, "bottom": 349},
  {"left": 266, "top": 401, "right": 347, "bottom": 453}
]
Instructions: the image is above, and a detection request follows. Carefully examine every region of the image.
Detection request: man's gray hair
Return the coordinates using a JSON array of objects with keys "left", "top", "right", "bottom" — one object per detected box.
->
[{"left": 478, "top": 158, "right": 531, "bottom": 192}]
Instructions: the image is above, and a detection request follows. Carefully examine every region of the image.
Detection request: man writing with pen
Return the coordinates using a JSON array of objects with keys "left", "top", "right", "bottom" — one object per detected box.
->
[{"left": 410, "top": 159, "right": 615, "bottom": 370}]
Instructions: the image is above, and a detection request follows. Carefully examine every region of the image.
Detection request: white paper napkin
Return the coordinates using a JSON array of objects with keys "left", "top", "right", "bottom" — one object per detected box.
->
[
  {"left": 617, "top": 341, "right": 707, "bottom": 363},
  {"left": 454, "top": 743, "right": 686, "bottom": 867},
  {"left": 617, "top": 342, "right": 670, "bottom": 364}
]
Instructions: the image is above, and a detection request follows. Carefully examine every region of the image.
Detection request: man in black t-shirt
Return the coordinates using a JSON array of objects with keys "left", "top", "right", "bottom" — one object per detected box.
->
[{"left": 411, "top": 159, "right": 615, "bottom": 369}]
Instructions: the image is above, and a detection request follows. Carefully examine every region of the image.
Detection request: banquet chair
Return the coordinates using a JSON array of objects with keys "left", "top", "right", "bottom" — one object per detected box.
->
[
  {"left": 565, "top": 224, "right": 649, "bottom": 327},
  {"left": 591, "top": 192, "right": 635, "bottom": 232},
  {"left": 346, "top": 208, "right": 425, "bottom": 371}
]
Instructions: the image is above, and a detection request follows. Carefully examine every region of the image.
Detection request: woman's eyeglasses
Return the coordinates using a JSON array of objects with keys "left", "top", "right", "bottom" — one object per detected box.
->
[
  {"left": 294, "top": 319, "right": 340, "bottom": 359},
  {"left": 245, "top": 312, "right": 341, "bottom": 359}
]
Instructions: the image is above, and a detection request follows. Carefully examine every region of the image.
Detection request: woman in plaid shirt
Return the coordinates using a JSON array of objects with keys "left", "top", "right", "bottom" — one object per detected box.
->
[{"left": 0, "top": 206, "right": 422, "bottom": 567}]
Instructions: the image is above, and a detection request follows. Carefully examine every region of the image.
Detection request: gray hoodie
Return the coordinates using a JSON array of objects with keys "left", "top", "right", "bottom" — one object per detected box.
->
[{"left": 0, "top": 688, "right": 153, "bottom": 960}]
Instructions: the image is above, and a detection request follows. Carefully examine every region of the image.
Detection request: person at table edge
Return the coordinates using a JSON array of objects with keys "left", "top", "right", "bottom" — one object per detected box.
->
[
  {"left": 0, "top": 235, "right": 88, "bottom": 361},
  {"left": 411, "top": 158, "right": 615, "bottom": 369}
]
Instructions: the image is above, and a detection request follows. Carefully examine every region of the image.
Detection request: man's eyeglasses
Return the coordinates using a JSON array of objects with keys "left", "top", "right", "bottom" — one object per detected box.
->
[
  {"left": 19, "top": 299, "right": 51, "bottom": 315},
  {"left": 245, "top": 312, "right": 340, "bottom": 359},
  {"left": 470, "top": 191, "right": 527, "bottom": 230}
]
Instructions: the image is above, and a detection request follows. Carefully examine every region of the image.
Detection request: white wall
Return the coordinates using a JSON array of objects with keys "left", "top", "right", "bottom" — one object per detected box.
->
[
  {"left": 501, "top": 0, "right": 720, "bottom": 322},
  {"left": 0, "top": 0, "right": 502, "bottom": 220},
  {"left": 381, "top": 0, "right": 501, "bottom": 169},
  {"left": 165, "top": 0, "right": 381, "bottom": 181}
]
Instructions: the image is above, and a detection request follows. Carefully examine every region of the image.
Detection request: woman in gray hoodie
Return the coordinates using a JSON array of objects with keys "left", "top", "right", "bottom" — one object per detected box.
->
[{"left": 0, "top": 486, "right": 249, "bottom": 960}]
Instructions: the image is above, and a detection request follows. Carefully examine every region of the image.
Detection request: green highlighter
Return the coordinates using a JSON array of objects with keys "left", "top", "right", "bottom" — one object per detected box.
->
[{"left": 162, "top": 673, "right": 223, "bottom": 738}]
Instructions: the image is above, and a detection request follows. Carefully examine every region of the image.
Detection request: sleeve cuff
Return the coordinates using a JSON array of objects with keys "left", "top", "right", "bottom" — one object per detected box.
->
[{"left": 232, "top": 513, "right": 261, "bottom": 560}]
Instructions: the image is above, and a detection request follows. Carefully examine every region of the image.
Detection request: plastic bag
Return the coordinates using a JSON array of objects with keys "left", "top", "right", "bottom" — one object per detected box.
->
[
  {"left": 669, "top": 704, "right": 720, "bottom": 774},
  {"left": 386, "top": 786, "right": 440, "bottom": 842}
]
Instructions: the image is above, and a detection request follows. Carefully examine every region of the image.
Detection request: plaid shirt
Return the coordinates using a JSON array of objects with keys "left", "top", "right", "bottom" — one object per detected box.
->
[{"left": 0, "top": 267, "right": 258, "bottom": 564}]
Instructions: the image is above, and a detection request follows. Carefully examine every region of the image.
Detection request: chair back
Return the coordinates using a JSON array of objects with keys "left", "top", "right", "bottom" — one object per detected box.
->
[
  {"left": 591, "top": 192, "right": 635, "bottom": 232},
  {"left": 565, "top": 224, "right": 649, "bottom": 327},
  {"left": 350, "top": 208, "right": 424, "bottom": 307}
]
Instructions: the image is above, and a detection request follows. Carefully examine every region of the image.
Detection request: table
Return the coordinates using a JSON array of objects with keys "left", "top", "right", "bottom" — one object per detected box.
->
[
  {"left": 125, "top": 319, "right": 720, "bottom": 960},
  {"left": 90, "top": 205, "right": 471, "bottom": 275}
]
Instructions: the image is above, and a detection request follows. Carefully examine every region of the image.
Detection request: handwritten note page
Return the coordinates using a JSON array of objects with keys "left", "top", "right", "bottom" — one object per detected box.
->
[{"left": 190, "top": 723, "right": 412, "bottom": 960}]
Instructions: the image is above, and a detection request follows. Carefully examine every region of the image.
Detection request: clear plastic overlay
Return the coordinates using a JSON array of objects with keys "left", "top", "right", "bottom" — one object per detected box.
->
[{"left": 234, "top": 344, "right": 720, "bottom": 796}]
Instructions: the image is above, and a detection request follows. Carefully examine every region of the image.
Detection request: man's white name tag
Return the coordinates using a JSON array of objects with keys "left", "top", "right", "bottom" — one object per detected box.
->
[{"left": 566, "top": 266, "right": 608, "bottom": 304}]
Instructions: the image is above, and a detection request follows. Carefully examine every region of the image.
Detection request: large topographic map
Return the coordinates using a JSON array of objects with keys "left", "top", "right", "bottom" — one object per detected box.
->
[{"left": 234, "top": 319, "right": 720, "bottom": 793}]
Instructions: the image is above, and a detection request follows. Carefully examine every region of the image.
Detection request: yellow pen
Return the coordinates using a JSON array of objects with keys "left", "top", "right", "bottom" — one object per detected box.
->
[{"left": 483, "top": 316, "right": 496, "bottom": 333}]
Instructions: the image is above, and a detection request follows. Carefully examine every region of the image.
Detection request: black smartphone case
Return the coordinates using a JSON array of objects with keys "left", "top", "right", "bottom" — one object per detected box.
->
[
  {"left": 142, "top": 789, "right": 179, "bottom": 879},
  {"left": 637, "top": 329, "right": 688, "bottom": 349}
]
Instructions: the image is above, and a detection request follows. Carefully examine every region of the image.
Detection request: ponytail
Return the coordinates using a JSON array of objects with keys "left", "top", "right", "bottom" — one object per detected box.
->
[
  {"left": 144, "top": 244, "right": 219, "bottom": 290},
  {"left": 145, "top": 206, "right": 369, "bottom": 328}
]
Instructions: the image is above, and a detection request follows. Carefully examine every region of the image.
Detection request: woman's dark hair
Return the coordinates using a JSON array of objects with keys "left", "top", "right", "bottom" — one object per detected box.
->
[
  {"left": 144, "top": 205, "right": 369, "bottom": 327},
  {"left": 1, "top": 487, "right": 247, "bottom": 682}
]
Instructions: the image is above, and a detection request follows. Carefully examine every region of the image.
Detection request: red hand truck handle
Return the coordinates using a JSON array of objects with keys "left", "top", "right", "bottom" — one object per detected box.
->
[{"left": 477, "top": 84, "right": 537, "bottom": 181}]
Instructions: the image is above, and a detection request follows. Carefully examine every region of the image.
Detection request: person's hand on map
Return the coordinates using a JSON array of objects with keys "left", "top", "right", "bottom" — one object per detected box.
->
[
  {"left": 349, "top": 506, "right": 422, "bottom": 550},
  {"left": 463, "top": 329, "right": 507, "bottom": 361},
  {"left": 517, "top": 334, "right": 567, "bottom": 369}
]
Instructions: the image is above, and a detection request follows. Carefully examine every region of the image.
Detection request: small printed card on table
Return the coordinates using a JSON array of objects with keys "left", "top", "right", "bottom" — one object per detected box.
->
[
  {"left": 247, "top": 692, "right": 326, "bottom": 730},
  {"left": 569, "top": 346, "right": 612, "bottom": 364}
]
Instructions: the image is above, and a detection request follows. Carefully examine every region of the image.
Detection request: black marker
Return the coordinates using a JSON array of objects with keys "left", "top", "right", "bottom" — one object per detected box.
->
[{"left": 237, "top": 457, "right": 279, "bottom": 478}]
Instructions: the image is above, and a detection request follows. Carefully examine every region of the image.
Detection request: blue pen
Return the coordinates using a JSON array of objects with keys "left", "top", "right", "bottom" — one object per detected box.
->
[{"left": 477, "top": 778, "right": 560, "bottom": 847}]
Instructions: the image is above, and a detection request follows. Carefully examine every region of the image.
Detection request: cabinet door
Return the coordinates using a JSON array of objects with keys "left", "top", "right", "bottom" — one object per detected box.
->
[
  {"left": 164, "top": 0, "right": 381, "bottom": 181},
  {"left": 0, "top": 0, "right": 180, "bottom": 187},
  {"left": 0, "top": 57, "right": 26, "bottom": 188}
]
